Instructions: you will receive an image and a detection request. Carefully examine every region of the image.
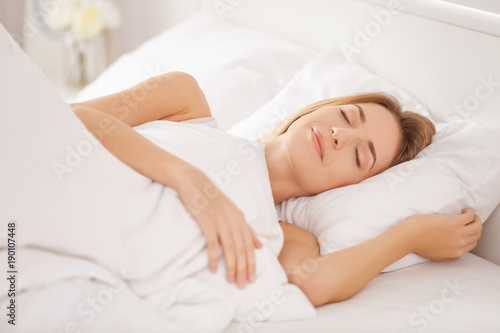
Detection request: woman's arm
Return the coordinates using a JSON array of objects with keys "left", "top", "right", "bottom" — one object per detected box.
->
[
  {"left": 71, "top": 72, "right": 262, "bottom": 289},
  {"left": 71, "top": 71, "right": 211, "bottom": 191},
  {"left": 71, "top": 71, "right": 212, "bottom": 126},
  {"left": 72, "top": 103, "right": 198, "bottom": 191},
  {"left": 278, "top": 209, "right": 482, "bottom": 307}
]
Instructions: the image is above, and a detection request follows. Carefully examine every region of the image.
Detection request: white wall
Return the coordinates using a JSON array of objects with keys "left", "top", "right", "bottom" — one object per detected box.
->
[
  {"left": 0, "top": 0, "right": 26, "bottom": 47},
  {"left": 107, "top": 0, "right": 200, "bottom": 62}
]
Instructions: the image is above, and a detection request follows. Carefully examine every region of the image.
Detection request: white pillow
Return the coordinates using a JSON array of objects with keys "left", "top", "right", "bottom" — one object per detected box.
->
[
  {"left": 227, "top": 47, "right": 433, "bottom": 139},
  {"left": 228, "top": 47, "right": 500, "bottom": 272},
  {"left": 76, "top": 13, "right": 316, "bottom": 131}
]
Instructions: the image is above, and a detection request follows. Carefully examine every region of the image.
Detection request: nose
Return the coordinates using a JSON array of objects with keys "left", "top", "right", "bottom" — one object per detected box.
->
[{"left": 330, "top": 127, "right": 354, "bottom": 149}]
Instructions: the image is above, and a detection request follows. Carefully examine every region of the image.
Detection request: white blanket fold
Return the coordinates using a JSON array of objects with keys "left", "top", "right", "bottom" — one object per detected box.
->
[
  {"left": 0, "top": 90, "right": 314, "bottom": 333},
  {"left": 0, "top": 23, "right": 315, "bottom": 332}
]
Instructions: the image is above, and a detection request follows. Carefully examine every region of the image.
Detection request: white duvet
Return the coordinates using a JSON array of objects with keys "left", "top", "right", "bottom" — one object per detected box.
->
[
  {"left": 0, "top": 26, "right": 315, "bottom": 332},
  {"left": 0, "top": 120, "right": 315, "bottom": 333}
]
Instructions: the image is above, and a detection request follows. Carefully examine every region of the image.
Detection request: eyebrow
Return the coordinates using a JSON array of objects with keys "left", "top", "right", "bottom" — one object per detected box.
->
[
  {"left": 353, "top": 104, "right": 376, "bottom": 170},
  {"left": 353, "top": 104, "right": 366, "bottom": 124}
]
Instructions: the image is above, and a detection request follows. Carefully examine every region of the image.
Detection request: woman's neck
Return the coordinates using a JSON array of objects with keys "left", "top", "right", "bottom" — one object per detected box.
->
[{"left": 263, "top": 135, "right": 303, "bottom": 205}]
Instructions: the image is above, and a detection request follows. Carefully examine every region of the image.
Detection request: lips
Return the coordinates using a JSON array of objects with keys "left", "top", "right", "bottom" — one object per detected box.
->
[{"left": 311, "top": 127, "right": 325, "bottom": 160}]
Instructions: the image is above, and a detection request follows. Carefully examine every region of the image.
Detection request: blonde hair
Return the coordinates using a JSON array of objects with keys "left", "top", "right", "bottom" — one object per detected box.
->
[{"left": 257, "top": 92, "right": 436, "bottom": 168}]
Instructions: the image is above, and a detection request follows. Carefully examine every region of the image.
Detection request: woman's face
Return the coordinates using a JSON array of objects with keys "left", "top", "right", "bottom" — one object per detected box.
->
[{"left": 282, "top": 102, "right": 401, "bottom": 195}]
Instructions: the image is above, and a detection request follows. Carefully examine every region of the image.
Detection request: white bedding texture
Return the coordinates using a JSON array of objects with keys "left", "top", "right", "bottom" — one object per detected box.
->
[
  {"left": 0, "top": 22, "right": 314, "bottom": 333},
  {"left": 2, "top": 1, "right": 500, "bottom": 333},
  {"left": 76, "top": 13, "right": 316, "bottom": 131}
]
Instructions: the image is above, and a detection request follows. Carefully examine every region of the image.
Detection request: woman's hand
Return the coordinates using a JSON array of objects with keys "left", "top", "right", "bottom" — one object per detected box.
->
[
  {"left": 405, "top": 208, "right": 483, "bottom": 261},
  {"left": 176, "top": 167, "right": 263, "bottom": 288}
]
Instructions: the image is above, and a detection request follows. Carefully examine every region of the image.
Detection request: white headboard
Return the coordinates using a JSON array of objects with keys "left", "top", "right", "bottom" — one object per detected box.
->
[{"left": 199, "top": 0, "right": 500, "bottom": 265}]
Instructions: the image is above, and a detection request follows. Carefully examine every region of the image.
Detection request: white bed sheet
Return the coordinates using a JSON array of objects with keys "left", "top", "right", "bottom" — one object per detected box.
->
[{"left": 223, "top": 253, "right": 500, "bottom": 333}]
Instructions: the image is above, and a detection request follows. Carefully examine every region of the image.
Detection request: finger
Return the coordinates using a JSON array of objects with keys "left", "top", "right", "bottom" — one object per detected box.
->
[
  {"left": 232, "top": 228, "right": 247, "bottom": 289},
  {"left": 219, "top": 229, "right": 236, "bottom": 284},
  {"left": 204, "top": 229, "right": 220, "bottom": 273},
  {"left": 465, "top": 215, "right": 483, "bottom": 232},
  {"left": 242, "top": 226, "right": 257, "bottom": 283},
  {"left": 461, "top": 208, "right": 472, "bottom": 214},
  {"left": 465, "top": 214, "right": 483, "bottom": 234},
  {"left": 459, "top": 208, "right": 474, "bottom": 224},
  {"left": 465, "top": 234, "right": 481, "bottom": 245},
  {"left": 464, "top": 240, "right": 478, "bottom": 253},
  {"left": 252, "top": 230, "right": 263, "bottom": 248}
]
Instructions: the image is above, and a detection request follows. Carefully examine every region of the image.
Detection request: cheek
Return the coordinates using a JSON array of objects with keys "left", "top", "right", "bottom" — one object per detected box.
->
[
  {"left": 288, "top": 129, "right": 314, "bottom": 161},
  {"left": 326, "top": 155, "right": 361, "bottom": 186}
]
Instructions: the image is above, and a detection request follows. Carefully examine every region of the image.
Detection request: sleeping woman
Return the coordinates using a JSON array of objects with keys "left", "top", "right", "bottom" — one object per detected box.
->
[{"left": 70, "top": 71, "right": 483, "bottom": 307}]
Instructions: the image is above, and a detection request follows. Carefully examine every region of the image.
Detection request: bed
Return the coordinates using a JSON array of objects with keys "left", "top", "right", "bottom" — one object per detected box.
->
[{"left": 1, "top": 0, "right": 500, "bottom": 332}]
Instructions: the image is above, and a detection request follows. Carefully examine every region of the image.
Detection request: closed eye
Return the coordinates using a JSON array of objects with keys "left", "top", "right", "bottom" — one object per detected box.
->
[
  {"left": 340, "top": 108, "right": 351, "bottom": 127},
  {"left": 355, "top": 147, "right": 360, "bottom": 168}
]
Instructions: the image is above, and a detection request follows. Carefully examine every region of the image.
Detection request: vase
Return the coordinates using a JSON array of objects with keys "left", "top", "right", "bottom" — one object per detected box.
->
[
  {"left": 63, "top": 33, "right": 108, "bottom": 88},
  {"left": 63, "top": 34, "right": 88, "bottom": 87}
]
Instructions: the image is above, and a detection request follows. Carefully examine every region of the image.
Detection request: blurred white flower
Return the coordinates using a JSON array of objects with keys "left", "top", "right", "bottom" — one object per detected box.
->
[
  {"left": 47, "top": 0, "right": 79, "bottom": 31},
  {"left": 94, "top": 1, "right": 122, "bottom": 29},
  {"left": 72, "top": 3, "right": 106, "bottom": 40},
  {"left": 47, "top": 0, "right": 121, "bottom": 41}
]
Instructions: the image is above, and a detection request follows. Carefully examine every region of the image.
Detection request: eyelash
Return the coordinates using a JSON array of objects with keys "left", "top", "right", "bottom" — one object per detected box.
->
[
  {"left": 340, "top": 108, "right": 359, "bottom": 168},
  {"left": 340, "top": 108, "right": 351, "bottom": 127}
]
